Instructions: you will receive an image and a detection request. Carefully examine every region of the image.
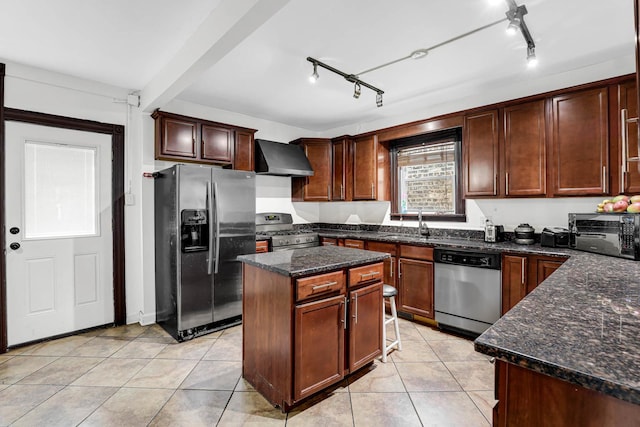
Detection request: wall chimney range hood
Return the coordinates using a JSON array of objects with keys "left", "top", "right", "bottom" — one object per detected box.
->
[{"left": 255, "top": 139, "right": 314, "bottom": 177}]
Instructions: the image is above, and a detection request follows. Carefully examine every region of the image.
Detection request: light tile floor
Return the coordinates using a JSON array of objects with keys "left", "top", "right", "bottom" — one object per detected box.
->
[{"left": 0, "top": 318, "right": 495, "bottom": 426}]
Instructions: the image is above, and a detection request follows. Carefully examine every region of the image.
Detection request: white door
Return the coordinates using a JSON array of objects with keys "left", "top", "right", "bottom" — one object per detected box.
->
[{"left": 5, "top": 122, "right": 114, "bottom": 346}]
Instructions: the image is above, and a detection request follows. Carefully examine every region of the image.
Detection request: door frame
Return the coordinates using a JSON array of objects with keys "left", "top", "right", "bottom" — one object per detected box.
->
[{"left": 0, "top": 64, "right": 126, "bottom": 353}]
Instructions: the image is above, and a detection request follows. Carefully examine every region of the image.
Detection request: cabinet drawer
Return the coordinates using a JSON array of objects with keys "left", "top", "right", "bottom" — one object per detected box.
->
[
  {"left": 296, "top": 271, "right": 345, "bottom": 302},
  {"left": 349, "top": 263, "right": 384, "bottom": 287},
  {"left": 255, "top": 240, "right": 269, "bottom": 253},
  {"left": 344, "top": 239, "right": 364, "bottom": 249},
  {"left": 399, "top": 245, "right": 433, "bottom": 261},
  {"left": 366, "top": 241, "right": 397, "bottom": 256}
]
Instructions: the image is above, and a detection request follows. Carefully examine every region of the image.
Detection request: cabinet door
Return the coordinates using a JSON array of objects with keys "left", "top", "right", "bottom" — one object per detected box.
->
[
  {"left": 503, "top": 100, "right": 546, "bottom": 196},
  {"left": 201, "top": 125, "right": 233, "bottom": 163},
  {"left": 161, "top": 117, "right": 197, "bottom": 158},
  {"left": 531, "top": 255, "right": 567, "bottom": 290},
  {"left": 332, "top": 138, "right": 350, "bottom": 201},
  {"left": 398, "top": 258, "right": 434, "bottom": 318},
  {"left": 464, "top": 110, "right": 499, "bottom": 197},
  {"left": 303, "top": 141, "right": 332, "bottom": 201},
  {"left": 349, "top": 282, "right": 383, "bottom": 372},
  {"left": 234, "top": 130, "right": 254, "bottom": 171},
  {"left": 550, "top": 87, "right": 609, "bottom": 196},
  {"left": 618, "top": 82, "right": 640, "bottom": 193},
  {"left": 353, "top": 135, "right": 378, "bottom": 200},
  {"left": 501, "top": 255, "right": 527, "bottom": 315},
  {"left": 294, "top": 295, "right": 345, "bottom": 400}
]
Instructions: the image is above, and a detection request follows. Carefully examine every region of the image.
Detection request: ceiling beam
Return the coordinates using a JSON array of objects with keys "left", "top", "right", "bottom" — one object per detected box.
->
[{"left": 140, "top": 0, "right": 289, "bottom": 112}]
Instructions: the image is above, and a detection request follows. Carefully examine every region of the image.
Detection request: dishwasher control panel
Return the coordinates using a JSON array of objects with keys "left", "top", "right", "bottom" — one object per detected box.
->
[{"left": 434, "top": 248, "right": 501, "bottom": 269}]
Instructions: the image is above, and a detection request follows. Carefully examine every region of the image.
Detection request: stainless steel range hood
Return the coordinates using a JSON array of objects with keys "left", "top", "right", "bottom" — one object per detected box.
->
[{"left": 255, "top": 139, "right": 314, "bottom": 177}]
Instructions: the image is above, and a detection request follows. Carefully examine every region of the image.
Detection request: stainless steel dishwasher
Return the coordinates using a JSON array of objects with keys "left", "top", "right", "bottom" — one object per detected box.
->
[{"left": 434, "top": 248, "right": 501, "bottom": 336}]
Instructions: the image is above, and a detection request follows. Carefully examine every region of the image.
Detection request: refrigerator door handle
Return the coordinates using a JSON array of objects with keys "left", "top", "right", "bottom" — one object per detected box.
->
[
  {"left": 213, "top": 182, "right": 221, "bottom": 274},
  {"left": 207, "top": 182, "right": 214, "bottom": 275}
]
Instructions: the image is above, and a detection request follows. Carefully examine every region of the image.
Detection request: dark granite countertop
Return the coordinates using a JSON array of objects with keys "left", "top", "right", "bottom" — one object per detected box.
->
[
  {"left": 315, "top": 228, "right": 571, "bottom": 258},
  {"left": 237, "top": 245, "right": 390, "bottom": 278},
  {"left": 475, "top": 251, "right": 640, "bottom": 405}
]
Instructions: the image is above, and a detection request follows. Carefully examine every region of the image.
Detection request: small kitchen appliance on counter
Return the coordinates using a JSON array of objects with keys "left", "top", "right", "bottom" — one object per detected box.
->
[
  {"left": 540, "top": 227, "right": 570, "bottom": 248},
  {"left": 514, "top": 223, "right": 536, "bottom": 245},
  {"left": 569, "top": 212, "right": 640, "bottom": 260},
  {"left": 484, "top": 220, "right": 504, "bottom": 243}
]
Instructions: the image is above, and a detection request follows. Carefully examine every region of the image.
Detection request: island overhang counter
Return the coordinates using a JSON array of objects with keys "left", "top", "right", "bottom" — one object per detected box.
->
[{"left": 238, "top": 245, "right": 390, "bottom": 411}]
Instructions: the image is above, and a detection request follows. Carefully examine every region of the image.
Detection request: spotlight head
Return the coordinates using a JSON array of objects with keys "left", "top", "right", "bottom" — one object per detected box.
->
[
  {"left": 526, "top": 45, "right": 538, "bottom": 67},
  {"left": 353, "top": 82, "right": 361, "bottom": 99},
  {"left": 376, "top": 92, "right": 383, "bottom": 108},
  {"left": 506, "top": 20, "right": 520, "bottom": 35},
  {"left": 309, "top": 63, "right": 319, "bottom": 83}
]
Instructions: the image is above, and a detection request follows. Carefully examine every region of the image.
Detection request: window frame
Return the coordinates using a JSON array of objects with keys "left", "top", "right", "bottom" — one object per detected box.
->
[{"left": 390, "top": 128, "right": 466, "bottom": 222}]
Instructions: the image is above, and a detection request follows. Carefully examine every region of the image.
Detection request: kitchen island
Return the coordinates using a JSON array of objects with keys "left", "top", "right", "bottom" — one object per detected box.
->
[{"left": 238, "top": 246, "right": 390, "bottom": 411}]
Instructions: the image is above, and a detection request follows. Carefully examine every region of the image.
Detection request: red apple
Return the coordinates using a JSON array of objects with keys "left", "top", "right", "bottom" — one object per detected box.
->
[
  {"left": 627, "top": 202, "right": 640, "bottom": 213},
  {"left": 613, "top": 195, "right": 630, "bottom": 203},
  {"left": 613, "top": 200, "right": 629, "bottom": 212},
  {"left": 604, "top": 202, "right": 615, "bottom": 212}
]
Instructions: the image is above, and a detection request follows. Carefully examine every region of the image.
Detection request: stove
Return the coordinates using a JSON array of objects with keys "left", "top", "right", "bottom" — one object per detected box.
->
[{"left": 255, "top": 213, "right": 319, "bottom": 251}]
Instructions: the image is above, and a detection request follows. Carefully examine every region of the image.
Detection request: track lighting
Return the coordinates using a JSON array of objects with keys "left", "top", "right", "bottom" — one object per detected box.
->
[
  {"left": 307, "top": 57, "right": 384, "bottom": 108},
  {"left": 526, "top": 45, "right": 537, "bottom": 67},
  {"left": 309, "top": 62, "right": 319, "bottom": 83},
  {"left": 505, "top": 0, "right": 536, "bottom": 65},
  {"left": 353, "top": 82, "right": 361, "bottom": 99}
]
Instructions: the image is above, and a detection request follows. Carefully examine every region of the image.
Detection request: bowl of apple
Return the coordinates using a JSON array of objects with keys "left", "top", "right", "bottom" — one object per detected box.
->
[{"left": 597, "top": 195, "right": 640, "bottom": 213}]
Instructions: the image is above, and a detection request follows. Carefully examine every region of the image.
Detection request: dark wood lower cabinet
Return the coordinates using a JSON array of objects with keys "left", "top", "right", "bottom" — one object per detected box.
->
[
  {"left": 398, "top": 257, "right": 434, "bottom": 318},
  {"left": 348, "top": 282, "right": 383, "bottom": 372},
  {"left": 502, "top": 253, "right": 568, "bottom": 315},
  {"left": 495, "top": 361, "right": 640, "bottom": 427},
  {"left": 294, "top": 295, "right": 345, "bottom": 400}
]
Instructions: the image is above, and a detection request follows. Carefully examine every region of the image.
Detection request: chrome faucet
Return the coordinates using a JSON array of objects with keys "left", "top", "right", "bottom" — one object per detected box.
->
[{"left": 418, "top": 208, "right": 429, "bottom": 237}]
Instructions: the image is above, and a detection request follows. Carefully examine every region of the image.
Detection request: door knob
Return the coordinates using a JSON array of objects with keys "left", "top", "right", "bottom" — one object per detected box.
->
[{"left": 9, "top": 242, "right": 20, "bottom": 250}]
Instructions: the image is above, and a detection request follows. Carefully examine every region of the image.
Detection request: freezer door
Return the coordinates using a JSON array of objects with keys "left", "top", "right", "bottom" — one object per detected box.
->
[
  {"left": 211, "top": 169, "right": 256, "bottom": 322},
  {"left": 177, "top": 165, "right": 215, "bottom": 331}
]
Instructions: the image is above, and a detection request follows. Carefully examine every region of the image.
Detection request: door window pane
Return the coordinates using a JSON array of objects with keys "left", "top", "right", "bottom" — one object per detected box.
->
[{"left": 24, "top": 141, "right": 98, "bottom": 239}]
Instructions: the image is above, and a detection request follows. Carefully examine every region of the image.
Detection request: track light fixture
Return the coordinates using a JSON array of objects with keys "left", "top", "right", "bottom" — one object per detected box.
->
[
  {"left": 307, "top": 57, "right": 385, "bottom": 108},
  {"left": 307, "top": 1, "right": 536, "bottom": 106},
  {"left": 505, "top": 0, "right": 537, "bottom": 66}
]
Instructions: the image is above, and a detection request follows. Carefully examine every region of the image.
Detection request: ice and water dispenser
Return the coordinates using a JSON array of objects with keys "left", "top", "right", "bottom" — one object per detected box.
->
[{"left": 181, "top": 209, "right": 209, "bottom": 252}]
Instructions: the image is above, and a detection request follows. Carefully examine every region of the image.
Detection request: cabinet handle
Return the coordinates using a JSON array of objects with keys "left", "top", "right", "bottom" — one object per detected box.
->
[
  {"left": 505, "top": 173, "right": 509, "bottom": 196},
  {"left": 521, "top": 258, "right": 525, "bottom": 286},
  {"left": 602, "top": 166, "right": 607, "bottom": 193},
  {"left": 360, "top": 271, "right": 380, "bottom": 280},
  {"left": 327, "top": 185, "right": 330, "bottom": 200},
  {"left": 342, "top": 297, "right": 348, "bottom": 329},
  {"left": 345, "top": 243, "right": 361, "bottom": 248},
  {"left": 495, "top": 174, "right": 498, "bottom": 195},
  {"left": 353, "top": 292, "right": 358, "bottom": 324},
  {"left": 398, "top": 261, "right": 402, "bottom": 278},
  {"left": 390, "top": 261, "right": 394, "bottom": 278},
  {"left": 341, "top": 184, "right": 344, "bottom": 200},
  {"left": 312, "top": 281, "right": 338, "bottom": 291},
  {"left": 371, "top": 183, "right": 375, "bottom": 199},
  {"left": 622, "top": 109, "right": 629, "bottom": 192}
]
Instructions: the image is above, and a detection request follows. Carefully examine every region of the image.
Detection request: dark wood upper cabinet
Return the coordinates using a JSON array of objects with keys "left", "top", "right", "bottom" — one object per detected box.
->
[
  {"left": 464, "top": 110, "right": 499, "bottom": 197},
  {"left": 617, "top": 81, "right": 640, "bottom": 194},
  {"left": 159, "top": 117, "right": 197, "bottom": 159},
  {"left": 331, "top": 136, "right": 351, "bottom": 201},
  {"left": 201, "top": 124, "right": 233, "bottom": 163},
  {"left": 152, "top": 110, "right": 256, "bottom": 169},
  {"left": 549, "top": 87, "right": 609, "bottom": 196},
  {"left": 291, "top": 138, "right": 332, "bottom": 202},
  {"left": 353, "top": 135, "right": 379, "bottom": 200},
  {"left": 234, "top": 129, "right": 255, "bottom": 171},
  {"left": 503, "top": 100, "right": 546, "bottom": 196}
]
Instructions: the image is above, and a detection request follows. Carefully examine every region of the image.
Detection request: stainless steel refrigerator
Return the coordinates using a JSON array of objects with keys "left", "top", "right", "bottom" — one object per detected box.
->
[{"left": 154, "top": 164, "right": 256, "bottom": 341}]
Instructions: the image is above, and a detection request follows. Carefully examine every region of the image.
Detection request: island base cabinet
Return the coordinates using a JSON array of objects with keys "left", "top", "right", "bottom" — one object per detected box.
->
[
  {"left": 348, "top": 282, "right": 383, "bottom": 372},
  {"left": 294, "top": 296, "right": 345, "bottom": 401},
  {"left": 495, "top": 361, "right": 640, "bottom": 427}
]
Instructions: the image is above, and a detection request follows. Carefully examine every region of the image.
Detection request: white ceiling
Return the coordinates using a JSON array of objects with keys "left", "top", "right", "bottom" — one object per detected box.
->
[{"left": 0, "top": 0, "right": 635, "bottom": 132}]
